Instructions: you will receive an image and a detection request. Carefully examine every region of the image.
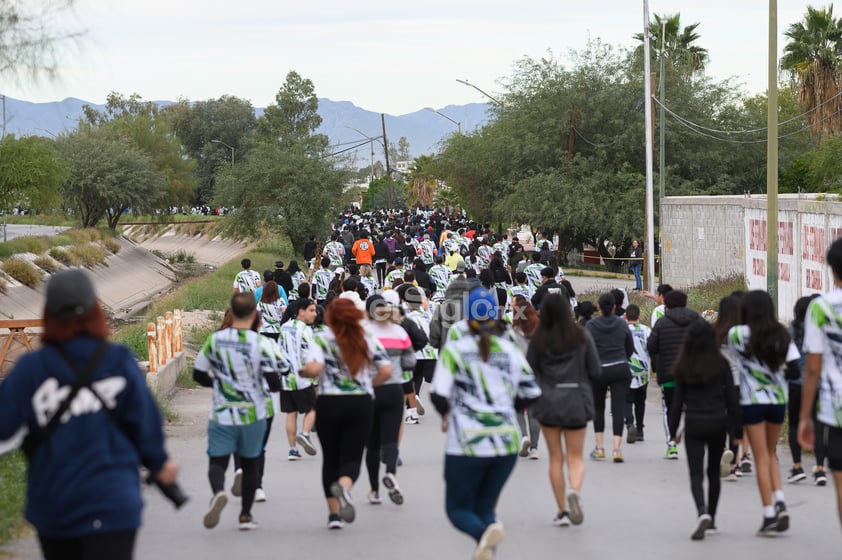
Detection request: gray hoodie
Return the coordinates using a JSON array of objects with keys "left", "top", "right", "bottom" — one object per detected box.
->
[
  {"left": 429, "top": 276, "right": 471, "bottom": 349},
  {"left": 585, "top": 314, "right": 634, "bottom": 368}
]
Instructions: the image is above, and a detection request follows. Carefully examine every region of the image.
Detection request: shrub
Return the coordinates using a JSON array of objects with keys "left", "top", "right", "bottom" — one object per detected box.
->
[
  {"left": 67, "top": 243, "right": 107, "bottom": 268},
  {"left": 33, "top": 255, "right": 61, "bottom": 274},
  {"left": 0, "top": 452, "right": 26, "bottom": 543},
  {"left": 102, "top": 237, "right": 122, "bottom": 254},
  {"left": 112, "top": 322, "right": 149, "bottom": 360},
  {"left": 49, "top": 247, "right": 81, "bottom": 266},
  {"left": 66, "top": 228, "right": 102, "bottom": 244},
  {"left": 52, "top": 234, "right": 74, "bottom": 247},
  {"left": 2, "top": 258, "right": 43, "bottom": 288}
]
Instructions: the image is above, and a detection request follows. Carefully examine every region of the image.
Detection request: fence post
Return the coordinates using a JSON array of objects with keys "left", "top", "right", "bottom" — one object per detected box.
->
[
  {"left": 173, "top": 309, "right": 183, "bottom": 353},
  {"left": 164, "top": 311, "right": 173, "bottom": 360},
  {"left": 157, "top": 316, "right": 166, "bottom": 365},
  {"left": 147, "top": 322, "right": 158, "bottom": 373}
]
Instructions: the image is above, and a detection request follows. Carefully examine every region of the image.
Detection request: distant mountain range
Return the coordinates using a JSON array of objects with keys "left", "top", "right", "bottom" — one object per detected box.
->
[{"left": 0, "top": 96, "right": 492, "bottom": 162}]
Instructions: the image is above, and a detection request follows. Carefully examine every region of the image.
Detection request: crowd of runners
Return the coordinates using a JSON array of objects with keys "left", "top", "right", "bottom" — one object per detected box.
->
[{"left": 192, "top": 207, "right": 842, "bottom": 559}]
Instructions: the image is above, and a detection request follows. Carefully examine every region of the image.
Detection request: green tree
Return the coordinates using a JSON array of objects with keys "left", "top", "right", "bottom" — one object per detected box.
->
[
  {"left": 781, "top": 5, "right": 842, "bottom": 136},
  {"left": 57, "top": 127, "right": 165, "bottom": 228},
  {"left": 0, "top": 134, "right": 65, "bottom": 213},
  {"left": 256, "top": 71, "right": 328, "bottom": 154},
  {"left": 407, "top": 154, "right": 440, "bottom": 207},
  {"left": 82, "top": 92, "right": 197, "bottom": 209},
  {"left": 166, "top": 95, "right": 257, "bottom": 204},
  {"left": 0, "top": 0, "right": 83, "bottom": 80},
  {"left": 633, "top": 13, "right": 709, "bottom": 78}
]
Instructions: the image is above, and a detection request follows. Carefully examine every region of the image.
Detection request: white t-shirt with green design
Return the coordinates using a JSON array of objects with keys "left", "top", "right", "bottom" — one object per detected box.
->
[
  {"left": 307, "top": 327, "right": 391, "bottom": 396},
  {"left": 628, "top": 322, "right": 651, "bottom": 389},
  {"left": 195, "top": 328, "right": 289, "bottom": 425},
  {"left": 233, "top": 270, "right": 261, "bottom": 293},
  {"left": 803, "top": 289, "right": 842, "bottom": 428},
  {"left": 727, "top": 325, "right": 798, "bottom": 406},
  {"left": 431, "top": 334, "right": 541, "bottom": 457},
  {"left": 279, "top": 319, "right": 317, "bottom": 391}
]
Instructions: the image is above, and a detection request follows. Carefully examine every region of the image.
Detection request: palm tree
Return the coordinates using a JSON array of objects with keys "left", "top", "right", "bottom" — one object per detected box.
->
[
  {"left": 781, "top": 5, "right": 842, "bottom": 137},
  {"left": 634, "top": 13, "right": 709, "bottom": 79},
  {"left": 407, "top": 154, "right": 440, "bottom": 208}
]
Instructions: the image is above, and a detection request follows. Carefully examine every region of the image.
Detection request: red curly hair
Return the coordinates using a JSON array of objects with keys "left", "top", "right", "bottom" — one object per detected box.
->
[{"left": 325, "top": 298, "right": 369, "bottom": 378}]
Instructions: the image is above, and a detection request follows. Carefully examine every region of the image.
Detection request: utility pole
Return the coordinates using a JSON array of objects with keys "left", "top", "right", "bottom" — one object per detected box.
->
[
  {"left": 767, "top": 0, "right": 779, "bottom": 304},
  {"left": 381, "top": 113, "right": 392, "bottom": 209},
  {"left": 658, "top": 20, "right": 666, "bottom": 284},
  {"left": 643, "top": 0, "right": 656, "bottom": 293}
]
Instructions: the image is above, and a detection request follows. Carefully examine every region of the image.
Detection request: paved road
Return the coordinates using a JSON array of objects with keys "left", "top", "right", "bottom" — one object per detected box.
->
[
  {"left": 3, "top": 384, "right": 838, "bottom": 560},
  {"left": 0, "top": 225, "right": 68, "bottom": 242}
]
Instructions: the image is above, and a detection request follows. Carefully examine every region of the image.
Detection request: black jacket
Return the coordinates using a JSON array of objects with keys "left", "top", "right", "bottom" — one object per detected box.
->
[
  {"left": 647, "top": 307, "right": 703, "bottom": 386},
  {"left": 668, "top": 359, "right": 743, "bottom": 441},
  {"left": 303, "top": 240, "right": 317, "bottom": 262},
  {"left": 530, "top": 281, "right": 569, "bottom": 310},
  {"left": 273, "top": 269, "right": 293, "bottom": 296},
  {"left": 585, "top": 314, "right": 634, "bottom": 368}
]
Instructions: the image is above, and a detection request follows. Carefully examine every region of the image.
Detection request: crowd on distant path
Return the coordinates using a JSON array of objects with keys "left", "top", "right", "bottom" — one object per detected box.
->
[{"left": 2, "top": 206, "right": 841, "bottom": 560}]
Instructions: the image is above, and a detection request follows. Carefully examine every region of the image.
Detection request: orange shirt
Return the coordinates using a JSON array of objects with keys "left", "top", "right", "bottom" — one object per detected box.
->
[{"left": 352, "top": 238, "right": 375, "bottom": 265}]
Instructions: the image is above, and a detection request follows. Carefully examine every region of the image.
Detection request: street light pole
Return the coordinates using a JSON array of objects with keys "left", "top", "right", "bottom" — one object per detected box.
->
[
  {"left": 425, "top": 107, "right": 461, "bottom": 135},
  {"left": 210, "top": 139, "right": 234, "bottom": 168},
  {"left": 345, "top": 126, "right": 384, "bottom": 210},
  {"left": 767, "top": 0, "right": 779, "bottom": 304},
  {"left": 455, "top": 79, "right": 502, "bottom": 106},
  {"left": 643, "top": 0, "right": 656, "bottom": 293},
  {"left": 658, "top": 19, "right": 666, "bottom": 285}
]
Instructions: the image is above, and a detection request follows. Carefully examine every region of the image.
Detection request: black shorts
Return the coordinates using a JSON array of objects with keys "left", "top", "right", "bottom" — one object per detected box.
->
[
  {"left": 820, "top": 422, "right": 842, "bottom": 471},
  {"left": 280, "top": 386, "right": 317, "bottom": 414},
  {"left": 741, "top": 404, "right": 786, "bottom": 425},
  {"left": 402, "top": 381, "right": 415, "bottom": 395}
]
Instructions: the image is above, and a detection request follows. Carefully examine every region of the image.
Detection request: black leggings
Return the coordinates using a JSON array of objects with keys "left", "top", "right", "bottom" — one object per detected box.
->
[
  {"left": 366, "top": 384, "right": 405, "bottom": 491},
  {"left": 413, "top": 359, "right": 436, "bottom": 396},
  {"left": 376, "top": 261, "right": 387, "bottom": 288},
  {"left": 316, "top": 394, "right": 373, "bottom": 497},
  {"left": 210, "top": 454, "right": 260, "bottom": 517},
  {"left": 592, "top": 364, "right": 630, "bottom": 437},
  {"left": 624, "top": 384, "right": 647, "bottom": 429},
  {"left": 39, "top": 530, "right": 137, "bottom": 560},
  {"left": 788, "top": 382, "right": 827, "bottom": 466},
  {"left": 683, "top": 417, "right": 726, "bottom": 519}
]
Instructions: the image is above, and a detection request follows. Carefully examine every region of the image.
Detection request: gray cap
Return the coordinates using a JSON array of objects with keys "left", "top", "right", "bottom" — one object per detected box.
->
[
  {"left": 455, "top": 261, "right": 467, "bottom": 273},
  {"left": 45, "top": 269, "right": 97, "bottom": 317}
]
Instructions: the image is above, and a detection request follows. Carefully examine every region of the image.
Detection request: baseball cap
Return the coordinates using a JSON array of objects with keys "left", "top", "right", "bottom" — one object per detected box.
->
[
  {"left": 464, "top": 287, "right": 498, "bottom": 323},
  {"left": 45, "top": 269, "right": 97, "bottom": 317},
  {"left": 455, "top": 261, "right": 467, "bottom": 273},
  {"left": 274, "top": 260, "right": 284, "bottom": 268},
  {"left": 334, "top": 267, "right": 345, "bottom": 275}
]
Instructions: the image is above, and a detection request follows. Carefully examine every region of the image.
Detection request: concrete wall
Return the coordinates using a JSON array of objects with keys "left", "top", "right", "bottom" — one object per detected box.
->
[{"left": 661, "top": 194, "right": 842, "bottom": 317}]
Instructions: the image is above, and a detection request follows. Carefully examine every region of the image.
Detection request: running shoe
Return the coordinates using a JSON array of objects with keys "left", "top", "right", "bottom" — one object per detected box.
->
[
  {"left": 288, "top": 449, "right": 302, "bottom": 461},
  {"left": 774, "top": 501, "right": 789, "bottom": 532},
  {"left": 664, "top": 446, "right": 679, "bottom": 460},
  {"left": 734, "top": 465, "right": 743, "bottom": 478},
  {"left": 706, "top": 524, "right": 719, "bottom": 535},
  {"left": 815, "top": 470, "right": 828, "bottom": 486},
  {"left": 330, "top": 482, "right": 356, "bottom": 523},
  {"left": 691, "top": 513, "right": 712, "bottom": 541},
  {"left": 626, "top": 424, "right": 637, "bottom": 445},
  {"left": 740, "top": 453, "right": 753, "bottom": 473},
  {"left": 787, "top": 466, "right": 806, "bottom": 483},
  {"left": 473, "top": 522, "right": 504, "bottom": 560},
  {"left": 296, "top": 433, "right": 318, "bottom": 456},
  {"left": 612, "top": 450, "right": 624, "bottom": 463},
  {"left": 636, "top": 427, "right": 644, "bottom": 442},
  {"left": 254, "top": 488, "right": 267, "bottom": 503},
  {"left": 528, "top": 448, "right": 539, "bottom": 460},
  {"left": 553, "top": 512, "right": 572, "bottom": 527},
  {"left": 203, "top": 492, "right": 228, "bottom": 529},
  {"left": 720, "top": 449, "right": 735, "bottom": 478},
  {"left": 382, "top": 472, "right": 404, "bottom": 505},
  {"left": 231, "top": 468, "right": 243, "bottom": 497},
  {"left": 567, "top": 491, "right": 584, "bottom": 525},
  {"left": 368, "top": 491, "right": 382, "bottom": 505},
  {"left": 238, "top": 514, "right": 258, "bottom": 531},
  {"left": 757, "top": 516, "right": 778, "bottom": 536},
  {"left": 327, "top": 513, "right": 344, "bottom": 530},
  {"left": 726, "top": 467, "right": 738, "bottom": 482},
  {"left": 519, "top": 436, "right": 531, "bottom": 458},
  {"left": 404, "top": 415, "right": 419, "bottom": 425},
  {"left": 590, "top": 447, "right": 605, "bottom": 460},
  {"left": 415, "top": 398, "right": 426, "bottom": 416}
]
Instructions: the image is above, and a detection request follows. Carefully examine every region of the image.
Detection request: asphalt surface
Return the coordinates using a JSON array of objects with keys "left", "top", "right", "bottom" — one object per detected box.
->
[
  {"left": 3, "top": 382, "right": 839, "bottom": 560},
  {"left": 0, "top": 225, "right": 68, "bottom": 242}
]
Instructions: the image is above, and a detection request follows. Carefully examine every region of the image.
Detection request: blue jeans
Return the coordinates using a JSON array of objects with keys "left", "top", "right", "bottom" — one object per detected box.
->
[
  {"left": 631, "top": 263, "right": 642, "bottom": 290},
  {"left": 444, "top": 454, "right": 517, "bottom": 541}
]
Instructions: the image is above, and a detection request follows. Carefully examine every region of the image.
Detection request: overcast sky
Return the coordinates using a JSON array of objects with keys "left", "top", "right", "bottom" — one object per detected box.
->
[{"left": 4, "top": 0, "right": 816, "bottom": 114}]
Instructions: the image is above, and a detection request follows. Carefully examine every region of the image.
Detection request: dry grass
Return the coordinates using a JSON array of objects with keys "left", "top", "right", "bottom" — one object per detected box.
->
[
  {"left": 102, "top": 237, "right": 122, "bottom": 254},
  {"left": 33, "top": 255, "right": 61, "bottom": 274},
  {"left": 2, "top": 258, "right": 43, "bottom": 288},
  {"left": 49, "top": 247, "right": 81, "bottom": 266},
  {"left": 67, "top": 243, "right": 108, "bottom": 268}
]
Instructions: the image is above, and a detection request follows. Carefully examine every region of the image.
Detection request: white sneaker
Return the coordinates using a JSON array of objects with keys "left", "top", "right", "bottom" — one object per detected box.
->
[
  {"left": 415, "top": 398, "right": 426, "bottom": 416},
  {"left": 368, "top": 491, "right": 382, "bottom": 505},
  {"left": 404, "top": 415, "right": 419, "bottom": 425},
  {"left": 473, "top": 522, "right": 504, "bottom": 560},
  {"left": 528, "top": 448, "right": 539, "bottom": 460},
  {"left": 231, "top": 468, "right": 243, "bottom": 497},
  {"left": 518, "top": 436, "right": 531, "bottom": 457},
  {"left": 254, "top": 488, "right": 267, "bottom": 503},
  {"left": 203, "top": 492, "right": 228, "bottom": 529},
  {"left": 382, "top": 472, "right": 404, "bottom": 505},
  {"left": 720, "top": 450, "right": 734, "bottom": 478}
]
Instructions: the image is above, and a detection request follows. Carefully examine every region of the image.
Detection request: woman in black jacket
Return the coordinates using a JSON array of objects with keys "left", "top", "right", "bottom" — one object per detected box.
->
[
  {"left": 669, "top": 320, "right": 742, "bottom": 540},
  {"left": 527, "top": 294, "right": 601, "bottom": 527},
  {"left": 585, "top": 292, "right": 634, "bottom": 463}
]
